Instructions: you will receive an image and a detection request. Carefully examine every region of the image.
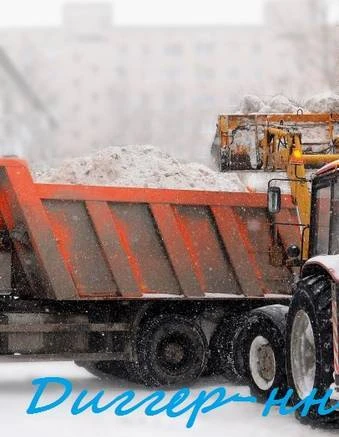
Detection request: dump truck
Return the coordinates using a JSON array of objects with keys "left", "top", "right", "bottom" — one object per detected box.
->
[{"left": 0, "top": 154, "right": 337, "bottom": 425}]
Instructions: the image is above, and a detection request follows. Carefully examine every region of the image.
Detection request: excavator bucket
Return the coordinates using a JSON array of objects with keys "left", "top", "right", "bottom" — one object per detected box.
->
[
  {"left": 229, "top": 147, "right": 252, "bottom": 170},
  {"left": 211, "top": 113, "right": 339, "bottom": 172}
]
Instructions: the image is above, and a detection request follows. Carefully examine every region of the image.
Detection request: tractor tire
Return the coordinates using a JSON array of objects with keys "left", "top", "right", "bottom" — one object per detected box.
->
[
  {"left": 242, "top": 307, "right": 287, "bottom": 402},
  {"left": 134, "top": 314, "right": 208, "bottom": 387},
  {"left": 286, "top": 274, "right": 339, "bottom": 427},
  {"left": 209, "top": 313, "right": 248, "bottom": 383}
]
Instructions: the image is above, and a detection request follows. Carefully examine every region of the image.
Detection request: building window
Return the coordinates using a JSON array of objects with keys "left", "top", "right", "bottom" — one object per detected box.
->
[
  {"left": 90, "top": 116, "right": 99, "bottom": 126},
  {"left": 118, "top": 44, "right": 128, "bottom": 55},
  {"left": 163, "top": 91, "right": 183, "bottom": 108},
  {"left": 73, "top": 78, "right": 81, "bottom": 88},
  {"left": 141, "top": 44, "right": 151, "bottom": 55},
  {"left": 195, "top": 95, "right": 215, "bottom": 107},
  {"left": 91, "top": 92, "right": 99, "bottom": 102},
  {"left": 72, "top": 103, "right": 80, "bottom": 113},
  {"left": 91, "top": 64, "right": 99, "bottom": 73},
  {"left": 115, "top": 66, "right": 127, "bottom": 78},
  {"left": 252, "top": 43, "right": 262, "bottom": 54},
  {"left": 72, "top": 52, "right": 83, "bottom": 63},
  {"left": 196, "top": 65, "right": 215, "bottom": 80},
  {"left": 195, "top": 41, "right": 215, "bottom": 54},
  {"left": 228, "top": 67, "right": 239, "bottom": 79},
  {"left": 140, "top": 93, "right": 151, "bottom": 107},
  {"left": 162, "top": 67, "right": 182, "bottom": 80},
  {"left": 164, "top": 43, "right": 183, "bottom": 56}
]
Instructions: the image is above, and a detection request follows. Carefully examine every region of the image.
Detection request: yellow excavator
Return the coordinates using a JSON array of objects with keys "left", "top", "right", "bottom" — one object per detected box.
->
[
  {"left": 262, "top": 125, "right": 339, "bottom": 259},
  {"left": 211, "top": 112, "right": 339, "bottom": 258}
]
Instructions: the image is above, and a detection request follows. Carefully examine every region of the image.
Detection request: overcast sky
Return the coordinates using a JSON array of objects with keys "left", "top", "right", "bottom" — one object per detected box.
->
[{"left": 0, "top": 0, "right": 337, "bottom": 27}]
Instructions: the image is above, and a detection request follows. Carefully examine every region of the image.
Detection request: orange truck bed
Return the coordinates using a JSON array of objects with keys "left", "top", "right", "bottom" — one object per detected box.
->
[{"left": 0, "top": 159, "right": 300, "bottom": 300}]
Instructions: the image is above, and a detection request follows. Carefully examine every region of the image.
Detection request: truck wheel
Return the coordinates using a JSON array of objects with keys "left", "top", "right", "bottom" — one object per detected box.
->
[
  {"left": 243, "top": 309, "right": 287, "bottom": 402},
  {"left": 209, "top": 314, "right": 248, "bottom": 382},
  {"left": 286, "top": 275, "right": 339, "bottom": 426},
  {"left": 135, "top": 314, "right": 208, "bottom": 387}
]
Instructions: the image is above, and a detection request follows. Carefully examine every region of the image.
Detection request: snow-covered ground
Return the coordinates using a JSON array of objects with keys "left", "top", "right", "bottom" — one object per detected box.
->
[{"left": 0, "top": 362, "right": 336, "bottom": 437}]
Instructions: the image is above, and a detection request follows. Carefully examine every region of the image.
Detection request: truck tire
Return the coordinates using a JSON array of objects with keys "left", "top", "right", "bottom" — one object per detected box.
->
[
  {"left": 242, "top": 307, "right": 287, "bottom": 402},
  {"left": 135, "top": 314, "right": 208, "bottom": 387},
  {"left": 286, "top": 275, "right": 339, "bottom": 426},
  {"left": 209, "top": 314, "right": 248, "bottom": 382}
]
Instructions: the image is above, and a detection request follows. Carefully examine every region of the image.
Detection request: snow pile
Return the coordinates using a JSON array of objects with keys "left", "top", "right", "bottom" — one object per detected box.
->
[
  {"left": 239, "top": 95, "right": 263, "bottom": 114},
  {"left": 238, "top": 94, "right": 298, "bottom": 114},
  {"left": 36, "top": 144, "right": 247, "bottom": 192},
  {"left": 264, "top": 95, "right": 298, "bottom": 113},
  {"left": 238, "top": 92, "right": 339, "bottom": 114},
  {"left": 304, "top": 92, "right": 339, "bottom": 113}
]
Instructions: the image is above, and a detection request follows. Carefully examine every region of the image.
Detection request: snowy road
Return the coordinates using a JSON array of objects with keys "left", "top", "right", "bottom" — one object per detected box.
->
[{"left": 0, "top": 362, "right": 336, "bottom": 437}]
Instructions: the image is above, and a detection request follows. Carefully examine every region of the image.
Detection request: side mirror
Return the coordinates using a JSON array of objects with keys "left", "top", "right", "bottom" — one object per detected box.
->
[{"left": 267, "top": 186, "right": 281, "bottom": 214}]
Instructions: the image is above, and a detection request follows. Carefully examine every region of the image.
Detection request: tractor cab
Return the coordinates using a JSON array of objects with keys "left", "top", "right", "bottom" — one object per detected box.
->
[
  {"left": 309, "top": 160, "right": 339, "bottom": 258},
  {"left": 268, "top": 159, "right": 339, "bottom": 406},
  {"left": 267, "top": 159, "right": 339, "bottom": 265}
]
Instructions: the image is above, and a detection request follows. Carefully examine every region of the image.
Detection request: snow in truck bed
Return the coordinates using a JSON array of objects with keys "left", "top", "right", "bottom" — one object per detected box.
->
[{"left": 35, "top": 144, "right": 247, "bottom": 192}]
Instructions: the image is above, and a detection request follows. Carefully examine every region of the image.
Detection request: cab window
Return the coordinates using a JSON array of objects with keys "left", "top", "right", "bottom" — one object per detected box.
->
[
  {"left": 314, "top": 184, "right": 331, "bottom": 255},
  {"left": 330, "top": 182, "right": 339, "bottom": 254}
]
